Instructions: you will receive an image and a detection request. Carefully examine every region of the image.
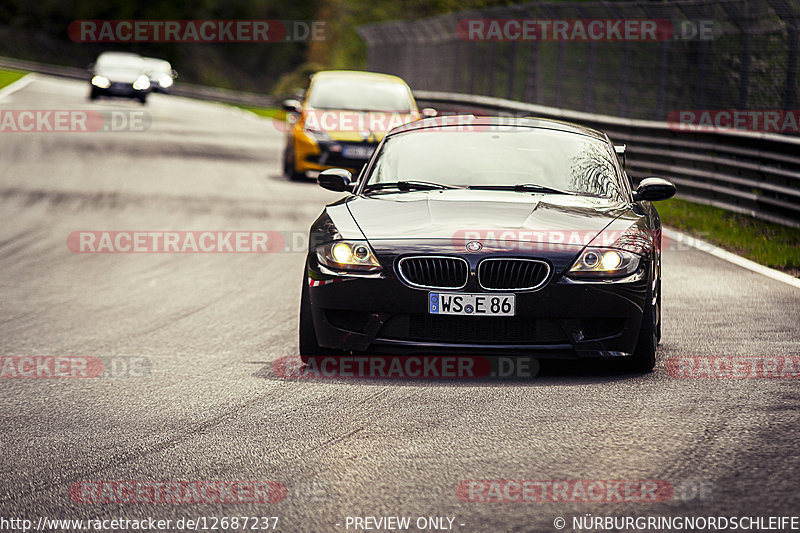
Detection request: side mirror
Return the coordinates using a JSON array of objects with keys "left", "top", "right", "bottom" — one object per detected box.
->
[
  {"left": 318, "top": 168, "right": 353, "bottom": 192},
  {"left": 422, "top": 107, "right": 437, "bottom": 118},
  {"left": 614, "top": 144, "right": 626, "bottom": 168},
  {"left": 633, "top": 177, "right": 676, "bottom": 202},
  {"left": 171, "top": 69, "right": 178, "bottom": 79},
  {"left": 282, "top": 99, "right": 302, "bottom": 113}
]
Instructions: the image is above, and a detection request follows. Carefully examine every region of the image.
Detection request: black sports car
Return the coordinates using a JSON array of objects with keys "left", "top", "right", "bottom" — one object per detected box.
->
[{"left": 300, "top": 116, "right": 676, "bottom": 372}]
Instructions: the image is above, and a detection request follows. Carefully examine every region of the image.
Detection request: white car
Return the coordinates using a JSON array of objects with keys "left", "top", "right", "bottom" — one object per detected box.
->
[
  {"left": 89, "top": 52, "right": 151, "bottom": 104},
  {"left": 143, "top": 58, "right": 177, "bottom": 94}
]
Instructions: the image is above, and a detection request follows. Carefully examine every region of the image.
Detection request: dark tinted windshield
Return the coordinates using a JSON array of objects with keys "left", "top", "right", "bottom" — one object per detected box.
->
[
  {"left": 308, "top": 77, "right": 414, "bottom": 112},
  {"left": 364, "top": 127, "right": 622, "bottom": 198}
]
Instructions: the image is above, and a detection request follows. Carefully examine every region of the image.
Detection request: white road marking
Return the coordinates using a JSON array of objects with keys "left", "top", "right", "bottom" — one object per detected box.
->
[
  {"left": 0, "top": 72, "right": 36, "bottom": 101},
  {"left": 664, "top": 227, "right": 800, "bottom": 289}
]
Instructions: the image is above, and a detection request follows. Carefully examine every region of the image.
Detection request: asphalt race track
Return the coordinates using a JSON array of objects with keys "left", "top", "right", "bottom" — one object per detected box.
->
[{"left": 1, "top": 74, "right": 799, "bottom": 532}]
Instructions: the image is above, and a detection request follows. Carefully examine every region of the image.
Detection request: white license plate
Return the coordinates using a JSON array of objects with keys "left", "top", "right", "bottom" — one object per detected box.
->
[
  {"left": 342, "top": 145, "right": 374, "bottom": 159},
  {"left": 428, "top": 292, "right": 515, "bottom": 316}
]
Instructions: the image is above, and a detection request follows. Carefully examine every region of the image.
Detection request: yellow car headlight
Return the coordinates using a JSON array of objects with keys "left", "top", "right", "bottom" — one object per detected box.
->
[
  {"left": 316, "top": 241, "right": 381, "bottom": 273},
  {"left": 302, "top": 124, "right": 331, "bottom": 143},
  {"left": 133, "top": 75, "right": 150, "bottom": 91},
  {"left": 91, "top": 76, "right": 110, "bottom": 89},
  {"left": 567, "top": 248, "right": 640, "bottom": 279},
  {"left": 158, "top": 74, "right": 173, "bottom": 88}
]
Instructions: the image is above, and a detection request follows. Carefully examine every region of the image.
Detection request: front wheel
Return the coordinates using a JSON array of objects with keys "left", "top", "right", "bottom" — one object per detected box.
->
[
  {"left": 283, "top": 144, "right": 304, "bottom": 181},
  {"left": 655, "top": 279, "right": 662, "bottom": 345},
  {"left": 299, "top": 276, "right": 338, "bottom": 363},
  {"left": 628, "top": 290, "right": 657, "bottom": 373}
]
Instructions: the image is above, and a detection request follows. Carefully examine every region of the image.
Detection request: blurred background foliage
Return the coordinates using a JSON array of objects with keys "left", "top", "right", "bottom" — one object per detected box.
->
[{"left": 0, "top": 0, "right": 514, "bottom": 95}]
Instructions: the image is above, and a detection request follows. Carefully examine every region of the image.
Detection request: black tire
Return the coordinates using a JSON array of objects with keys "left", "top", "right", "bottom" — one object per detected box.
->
[
  {"left": 299, "top": 276, "right": 337, "bottom": 362},
  {"left": 629, "top": 289, "right": 657, "bottom": 373},
  {"left": 137, "top": 94, "right": 147, "bottom": 105},
  {"left": 89, "top": 89, "right": 99, "bottom": 101},
  {"left": 283, "top": 144, "right": 304, "bottom": 181},
  {"left": 655, "top": 279, "right": 662, "bottom": 345}
]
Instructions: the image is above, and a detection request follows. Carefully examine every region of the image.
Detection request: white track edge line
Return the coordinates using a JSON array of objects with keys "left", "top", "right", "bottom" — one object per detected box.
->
[
  {"left": 0, "top": 72, "right": 36, "bottom": 100},
  {"left": 663, "top": 227, "right": 800, "bottom": 289}
]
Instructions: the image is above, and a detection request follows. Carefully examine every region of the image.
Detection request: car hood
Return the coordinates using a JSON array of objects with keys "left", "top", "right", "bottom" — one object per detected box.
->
[
  {"left": 345, "top": 190, "right": 630, "bottom": 243},
  {"left": 303, "top": 109, "right": 418, "bottom": 143}
]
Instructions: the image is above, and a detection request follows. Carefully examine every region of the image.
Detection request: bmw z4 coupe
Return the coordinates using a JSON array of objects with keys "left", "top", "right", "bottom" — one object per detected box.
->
[{"left": 300, "top": 116, "right": 676, "bottom": 372}]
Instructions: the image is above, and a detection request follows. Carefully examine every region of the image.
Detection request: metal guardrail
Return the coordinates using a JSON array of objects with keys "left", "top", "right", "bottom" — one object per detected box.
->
[
  {"left": 414, "top": 90, "right": 800, "bottom": 228},
  {"left": 3, "top": 54, "right": 797, "bottom": 227},
  {"left": 0, "top": 55, "right": 275, "bottom": 107}
]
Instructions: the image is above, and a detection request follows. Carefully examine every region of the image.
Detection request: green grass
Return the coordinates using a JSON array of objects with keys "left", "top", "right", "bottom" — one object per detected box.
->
[
  {"left": 234, "top": 105, "right": 286, "bottom": 121},
  {"left": 0, "top": 69, "right": 27, "bottom": 89},
  {"left": 658, "top": 198, "right": 800, "bottom": 276}
]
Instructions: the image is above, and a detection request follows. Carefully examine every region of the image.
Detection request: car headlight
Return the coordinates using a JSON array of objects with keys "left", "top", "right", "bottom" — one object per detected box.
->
[
  {"left": 133, "top": 75, "right": 150, "bottom": 91},
  {"left": 316, "top": 241, "right": 381, "bottom": 272},
  {"left": 91, "top": 76, "right": 110, "bottom": 89},
  {"left": 158, "top": 74, "right": 173, "bottom": 88},
  {"left": 567, "top": 248, "right": 641, "bottom": 279},
  {"left": 302, "top": 124, "right": 331, "bottom": 143}
]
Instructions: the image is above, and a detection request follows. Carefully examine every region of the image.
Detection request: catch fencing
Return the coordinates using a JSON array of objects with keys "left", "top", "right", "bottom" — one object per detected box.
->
[{"left": 358, "top": 0, "right": 800, "bottom": 226}]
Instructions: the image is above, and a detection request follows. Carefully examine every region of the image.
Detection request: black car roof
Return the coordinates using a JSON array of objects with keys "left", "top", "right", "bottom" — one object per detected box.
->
[{"left": 387, "top": 115, "right": 607, "bottom": 141}]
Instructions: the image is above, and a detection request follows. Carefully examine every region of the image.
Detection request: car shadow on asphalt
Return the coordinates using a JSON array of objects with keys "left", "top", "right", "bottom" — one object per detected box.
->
[{"left": 249, "top": 355, "right": 651, "bottom": 387}]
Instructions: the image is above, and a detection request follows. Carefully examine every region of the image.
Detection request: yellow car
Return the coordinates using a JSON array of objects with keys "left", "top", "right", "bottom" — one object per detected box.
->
[{"left": 282, "top": 70, "right": 433, "bottom": 180}]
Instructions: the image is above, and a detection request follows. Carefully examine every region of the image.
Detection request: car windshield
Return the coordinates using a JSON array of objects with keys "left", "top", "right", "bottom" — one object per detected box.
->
[
  {"left": 307, "top": 78, "right": 414, "bottom": 112},
  {"left": 97, "top": 54, "right": 141, "bottom": 68},
  {"left": 96, "top": 54, "right": 144, "bottom": 74},
  {"left": 363, "top": 127, "right": 623, "bottom": 198}
]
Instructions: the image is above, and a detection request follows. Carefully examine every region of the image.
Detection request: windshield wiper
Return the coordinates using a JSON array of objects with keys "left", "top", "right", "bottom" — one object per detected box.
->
[
  {"left": 364, "top": 181, "right": 461, "bottom": 192},
  {"left": 468, "top": 183, "right": 576, "bottom": 195}
]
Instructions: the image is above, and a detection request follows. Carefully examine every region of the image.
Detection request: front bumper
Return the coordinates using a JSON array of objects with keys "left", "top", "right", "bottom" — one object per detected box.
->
[
  {"left": 294, "top": 133, "right": 377, "bottom": 176},
  {"left": 307, "top": 240, "right": 651, "bottom": 359},
  {"left": 91, "top": 82, "right": 149, "bottom": 98}
]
